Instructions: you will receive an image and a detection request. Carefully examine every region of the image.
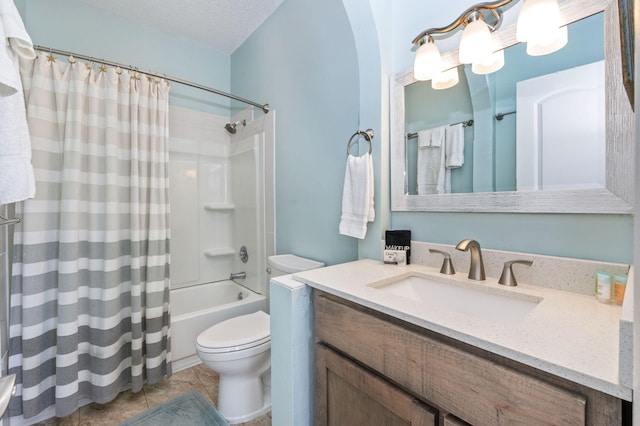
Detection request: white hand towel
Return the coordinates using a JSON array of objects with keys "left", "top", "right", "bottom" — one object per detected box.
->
[
  {"left": 0, "top": 0, "right": 36, "bottom": 204},
  {"left": 417, "top": 125, "right": 447, "bottom": 194},
  {"left": 417, "top": 129, "right": 432, "bottom": 148},
  {"left": 339, "top": 153, "right": 374, "bottom": 239},
  {"left": 0, "top": 0, "right": 34, "bottom": 93},
  {"left": 445, "top": 123, "right": 464, "bottom": 168},
  {"left": 429, "top": 126, "right": 445, "bottom": 148}
]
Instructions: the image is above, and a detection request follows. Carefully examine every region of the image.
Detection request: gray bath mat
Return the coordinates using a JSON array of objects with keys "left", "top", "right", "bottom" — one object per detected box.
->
[{"left": 118, "top": 390, "right": 229, "bottom": 426}]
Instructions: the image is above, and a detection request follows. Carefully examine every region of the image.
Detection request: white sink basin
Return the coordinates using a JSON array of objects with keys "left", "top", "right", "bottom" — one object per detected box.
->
[{"left": 368, "top": 274, "right": 542, "bottom": 323}]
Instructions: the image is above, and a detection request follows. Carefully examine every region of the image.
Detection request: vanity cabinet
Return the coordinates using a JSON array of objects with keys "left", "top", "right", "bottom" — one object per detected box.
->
[
  {"left": 314, "top": 291, "right": 623, "bottom": 426},
  {"left": 316, "top": 344, "right": 437, "bottom": 425}
]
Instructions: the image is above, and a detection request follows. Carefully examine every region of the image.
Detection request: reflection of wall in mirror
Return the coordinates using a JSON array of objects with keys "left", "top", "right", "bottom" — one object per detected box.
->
[
  {"left": 403, "top": 12, "right": 605, "bottom": 195},
  {"left": 491, "top": 12, "right": 604, "bottom": 192},
  {"left": 516, "top": 60, "right": 605, "bottom": 191}
]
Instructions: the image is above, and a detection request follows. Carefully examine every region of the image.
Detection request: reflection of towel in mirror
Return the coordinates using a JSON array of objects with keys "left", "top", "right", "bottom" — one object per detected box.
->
[
  {"left": 444, "top": 123, "right": 465, "bottom": 193},
  {"left": 0, "top": 0, "right": 37, "bottom": 204},
  {"left": 339, "top": 152, "right": 374, "bottom": 239},
  {"left": 446, "top": 123, "right": 464, "bottom": 168},
  {"left": 417, "top": 128, "right": 432, "bottom": 148},
  {"left": 417, "top": 125, "right": 446, "bottom": 194}
]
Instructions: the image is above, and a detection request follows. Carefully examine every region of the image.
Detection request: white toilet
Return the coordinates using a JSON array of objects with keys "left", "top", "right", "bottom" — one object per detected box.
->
[{"left": 196, "top": 254, "right": 324, "bottom": 424}]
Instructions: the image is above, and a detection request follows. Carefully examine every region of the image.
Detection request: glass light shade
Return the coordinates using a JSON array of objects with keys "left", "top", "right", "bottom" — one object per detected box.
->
[
  {"left": 526, "top": 25, "right": 568, "bottom": 56},
  {"left": 459, "top": 19, "right": 494, "bottom": 65},
  {"left": 471, "top": 48, "right": 504, "bottom": 74},
  {"left": 431, "top": 67, "right": 459, "bottom": 90},
  {"left": 413, "top": 41, "right": 442, "bottom": 81},
  {"left": 516, "top": 0, "right": 562, "bottom": 44}
]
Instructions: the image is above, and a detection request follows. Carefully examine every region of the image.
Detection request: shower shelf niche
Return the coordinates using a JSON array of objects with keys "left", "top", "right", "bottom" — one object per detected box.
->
[
  {"left": 204, "top": 248, "right": 236, "bottom": 258},
  {"left": 204, "top": 203, "right": 235, "bottom": 211}
]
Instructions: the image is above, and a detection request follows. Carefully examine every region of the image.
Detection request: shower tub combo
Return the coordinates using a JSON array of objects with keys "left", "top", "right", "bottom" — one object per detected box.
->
[{"left": 168, "top": 106, "right": 274, "bottom": 371}]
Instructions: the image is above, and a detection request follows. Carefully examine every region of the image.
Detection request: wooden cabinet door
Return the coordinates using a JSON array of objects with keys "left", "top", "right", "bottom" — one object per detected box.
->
[
  {"left": 316, "top": 344, "right": 437, "bottom": 426},
  {"left": 443, "top": 414, "right": 471, "bottom": 426}
]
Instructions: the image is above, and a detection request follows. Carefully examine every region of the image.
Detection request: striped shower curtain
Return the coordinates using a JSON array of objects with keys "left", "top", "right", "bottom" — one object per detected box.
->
[{"left": 8, "top": 54, "right": 172, "bottom": 420}]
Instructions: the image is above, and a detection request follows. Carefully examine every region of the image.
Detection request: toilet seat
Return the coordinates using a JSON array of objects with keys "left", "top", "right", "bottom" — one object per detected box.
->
[{"left": 196, "top": 311, "right": 270, "bottom": 354}]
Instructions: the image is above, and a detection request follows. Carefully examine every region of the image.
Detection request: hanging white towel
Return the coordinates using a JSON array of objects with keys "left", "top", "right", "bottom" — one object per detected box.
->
[
  {"left": 417, "top": 125, "right": 446, "bottom": 194},
  {"left": 429, "top": 126, "right": 444, "bottom": 148},
  {"left": 417, "top": 129, "right": 432, "bottom": 148},
  {"left": 0, "top": 0, "right": 36, "bottom": 204},
  {"left": 339, "top": 152, "right": 374, "bottom": 239},
  {"left": 445, "top": 123, "right": 465, "bottom": 169}
]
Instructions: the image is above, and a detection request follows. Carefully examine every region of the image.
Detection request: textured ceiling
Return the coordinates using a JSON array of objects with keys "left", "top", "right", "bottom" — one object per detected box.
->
[{"left": 77, "top": 0, "right": 286, "bottom": 54}]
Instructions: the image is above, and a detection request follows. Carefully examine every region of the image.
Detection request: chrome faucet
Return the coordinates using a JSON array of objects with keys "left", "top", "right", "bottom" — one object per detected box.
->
[
  {"left": 230, "top": 271, "right": 246, "bottom": 280},
  {"left": 455, "top": 239, "right": 486, "bottom": 281}
]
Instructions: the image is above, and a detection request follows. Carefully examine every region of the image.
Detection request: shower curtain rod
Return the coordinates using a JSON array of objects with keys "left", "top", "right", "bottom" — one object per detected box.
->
[{"left": 34, "top": 45, "right": 271, "bottom": 113}]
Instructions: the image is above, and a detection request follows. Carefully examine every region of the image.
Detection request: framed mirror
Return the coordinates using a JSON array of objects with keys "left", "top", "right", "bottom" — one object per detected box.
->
[{"left": 391, "top": 0, "right": 634, "bottom": 213}]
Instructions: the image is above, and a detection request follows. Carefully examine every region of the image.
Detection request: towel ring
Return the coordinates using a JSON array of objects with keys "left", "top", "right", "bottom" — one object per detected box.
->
[{"left": 347, "top": 129, "right": 374, "bottom": 156}]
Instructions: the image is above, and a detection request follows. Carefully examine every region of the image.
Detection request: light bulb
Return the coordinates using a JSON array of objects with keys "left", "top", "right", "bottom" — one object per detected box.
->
[
  {"left": 472, "top": 48, "right": 505, "bottom": 74},
  {"left": 432, "top": 67, "right": 459, "bottom": 90},
  {"left": 459, "top": 18, "right": 494, "bottom": 65},
  {"left": 413, "top": 39, "right": 442, "bottom": 81},
  {"left": 516, "top": 0, "right": 562, "bottom": 45},
  {"left": 526, "top": 25, "right": 568, "bottom": 56}
]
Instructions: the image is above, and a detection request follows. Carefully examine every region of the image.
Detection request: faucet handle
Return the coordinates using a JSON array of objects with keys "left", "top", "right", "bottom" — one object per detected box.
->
[
  {"left": 429, "top": 249, "right": 455, "bottom": 275},
  {"left": 498, "top": 260, "right": 533, "bottom": 287}
]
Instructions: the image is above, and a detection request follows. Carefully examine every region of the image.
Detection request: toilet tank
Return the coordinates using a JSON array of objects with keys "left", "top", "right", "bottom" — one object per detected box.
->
[{"left": 267, "top": 254, "right": 324, "bottom": 279}]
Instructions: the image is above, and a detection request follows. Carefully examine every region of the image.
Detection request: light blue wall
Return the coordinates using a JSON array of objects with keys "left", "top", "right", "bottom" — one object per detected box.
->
[
  {"left": 16, "top": 0, "right": 633, "bottom": 266},
  {"left": 341, "top": 0, "right": 389, "bottom": 262},
  {"left": 383, "top": 3, "right": 632, "bottom": 264},
  {"left": 231, "top": 0, "right": 361, "bottom": 266},
  {"left": 233, "top": 0, "right": 632, "bottom": 266},
  {"left": 392, "top": 212, "right": 633, "bottom": 264},
  {"left": 17, "top": 0, "right": 231, "bottom": 116}
]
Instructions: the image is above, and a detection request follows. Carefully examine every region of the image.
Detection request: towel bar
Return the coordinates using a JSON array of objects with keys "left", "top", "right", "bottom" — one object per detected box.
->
[
  {"left": 407, "top": 119, "right": 473, "bottom": 139},
  {"left": 0, "top": 214, "right": 20, "bottom": 226}
]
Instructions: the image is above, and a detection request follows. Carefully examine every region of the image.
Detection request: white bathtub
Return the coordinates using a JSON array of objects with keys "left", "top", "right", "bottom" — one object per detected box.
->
[{"left": 170, "top": 280, "right": 267, "bottom": 370}]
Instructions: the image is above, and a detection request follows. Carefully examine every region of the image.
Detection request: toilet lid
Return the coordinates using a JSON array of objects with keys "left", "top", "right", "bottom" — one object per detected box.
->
[{"left": 197, "top": 311, "right": 270, "bottom": 351}]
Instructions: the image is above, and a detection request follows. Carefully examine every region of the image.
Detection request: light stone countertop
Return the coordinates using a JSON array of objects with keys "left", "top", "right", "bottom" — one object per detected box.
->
[{"left": 293, "top": 258, "right": 632, "bottom": 401}]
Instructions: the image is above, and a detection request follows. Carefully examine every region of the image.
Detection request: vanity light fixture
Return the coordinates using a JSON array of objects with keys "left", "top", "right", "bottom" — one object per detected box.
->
[
  {"left": 413, "top": 36, "right": 443, "bottom": 81},
  {"left": 458, "top": 12, "right": 495, "bottom": 65},
  {"left": 412, "top": 0, "right": 566, "bottom": 88},
  {"left": 431, "top": 67, "right": 459, "bottom": 90}
]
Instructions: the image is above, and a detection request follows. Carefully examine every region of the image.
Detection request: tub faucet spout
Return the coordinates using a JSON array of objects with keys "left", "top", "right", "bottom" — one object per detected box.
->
[
  {"left": 230, "top": 272, "right": 246, "bottom": 280},
  {"left": 455, "top": 239, "right": 486, "bottom": 281}
]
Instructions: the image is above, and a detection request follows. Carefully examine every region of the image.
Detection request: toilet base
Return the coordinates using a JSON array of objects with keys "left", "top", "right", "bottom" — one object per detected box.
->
[
  {"left": 218, "top": 371, "right": 271, "bottom": 425},
  {"left": 219, "top": 371, "right": 271, "bottom": 425},
  {"left": 224, "top": 389, "right": 271, "bottom": 425}
]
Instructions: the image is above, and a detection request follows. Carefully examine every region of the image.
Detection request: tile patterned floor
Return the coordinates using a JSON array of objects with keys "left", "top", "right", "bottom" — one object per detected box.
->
[{"left": 35, "top": 364, "right": 271, "bottom": 426}]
